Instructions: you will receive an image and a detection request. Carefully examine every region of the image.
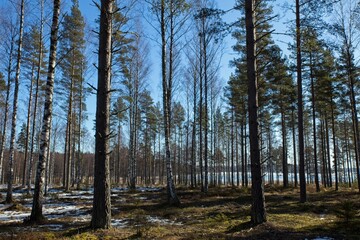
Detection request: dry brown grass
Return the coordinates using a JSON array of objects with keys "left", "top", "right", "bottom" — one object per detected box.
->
[{"left": 0, "top": 185, "right": 359, "bottom": 239}]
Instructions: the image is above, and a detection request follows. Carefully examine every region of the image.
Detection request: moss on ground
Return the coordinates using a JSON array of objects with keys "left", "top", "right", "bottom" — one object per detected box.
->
[{"left": 0, "top": 185, "right": 359, "bottom": 239}]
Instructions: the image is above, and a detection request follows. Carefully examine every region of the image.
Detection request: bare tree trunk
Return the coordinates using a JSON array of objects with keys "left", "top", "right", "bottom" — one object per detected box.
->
[
  {"left": 27, "top": 0, "right": 60, "bottom": 223},
  {"left": 281, "top": 110, "right": 288, "bottom": 187},
  {"left": 65, "top": 69, "right": 74, "bottom": 191},
  {"left": 296, "top": 0, "right": 307, "bottom": 203},
  {"left": 62, "top": 119, "right": 69, "bottom": 187},
  {"left": 91, "top": 0, "right": 113, "bottom": 229},
  {"left": 347, "top": 56, "right": 360, "bottom": 192},
  {"left": 76, "top": 68, "right": 84, "bottom": 189},
  {"left": 44, "top": 123, "right": 51, "bottom": 195},
  {"left": 325, "top": 116, "right": 332, "bottom": 187},
  {"left": 310, "top": 53, "right": 320, "bottom": 192},
  {"left": 330, "top": 101, "right": 338, "bottom": 190},
  {"left": 49, "top": 124, "right": 58, "bottom": 188},
  {"left": 245, "top": 0, "right": 266, "bottom": 224},
  {"left": 231, "top": 110, "right": 235, "bottom": 186},
  {"left": 6, "top": 0, "right": 25, "bottom": 204},
  {"left": 291, "top": 108, "right": 298, "bottom": 187},
  {"left": 191, "top": 71, "right": 197, "bottom": 188},
  {"left": 22, "top": 64, "right": 35, "bottom": 187},
  {"left": 161, "top": 0, "right": 180, "bottom": 206},
  {"left": 0, "top": 33, "right": 15, "bottom": 184},
  {"left": 202, "top": 14, "right": 209, "bottom": 193},
  {"left": 27, "top": 5, "right": 44, "bottom": 193}
]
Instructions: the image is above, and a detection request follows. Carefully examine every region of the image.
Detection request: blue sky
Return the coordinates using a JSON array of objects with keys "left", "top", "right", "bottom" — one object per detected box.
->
[
  {"left": 0, "top": 0, "right": 293, "bottom": 151},
  {"left": 76, "top": 0, "right": 292, "bottom": 135},
  {"left": 76, "top": 0, "right": 292, "bottom": 148}
]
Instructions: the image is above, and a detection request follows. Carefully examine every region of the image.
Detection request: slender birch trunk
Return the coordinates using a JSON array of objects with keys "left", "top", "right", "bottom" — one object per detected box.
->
[
  {"left": 27, "top": 0, "right": 60, "bottom": 223},
  {"left": 6, "top": 0, "right": 25, "bottom": 204}
]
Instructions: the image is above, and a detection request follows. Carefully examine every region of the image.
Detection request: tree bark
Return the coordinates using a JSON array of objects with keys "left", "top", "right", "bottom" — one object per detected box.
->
[
  {"left": 161, "top": 0, "right": 180, "bottom": 206},
  {"left": 22, "top": 64, "right": 35, "bottom": 187},
  {"left": 27, "top": 0, "right": 60, "bottom": 223},
  {"left": 310, "top": 53, "right": 320, "bottom": 192},
  {"left": 91, "top": 0, "right": 113, "bottom": 229},
  {"left": 281, "top": 110, "right": 288, "bottom": 187},
  {"left": 296, "top": 0, "right": 307, "bottom": 203},
  {"left": 0, "top": 33, "right": 15, "bottom": 184},
  {"left": 6, "top": 0, "right": 25, "bottom": 204},
  {"left": 245, "top": 0, "right": 266, "bottom": 224},
  {"left": 27, "top": 9, "right": 44, "bottom": 193}
]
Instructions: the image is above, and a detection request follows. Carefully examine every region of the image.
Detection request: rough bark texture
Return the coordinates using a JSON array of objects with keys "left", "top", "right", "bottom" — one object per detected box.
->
[
  {"left": 27, "top": 0, "right": 60, "bottom": 223},
  {"left": 6, "top": 0, "right": 25, "bottom": 204},
  {"left": 296, "top": 0, "right": 307, "bottom": 203},
  {"left": 245, "top": 0, "right": 266, "bottom": 225},
  {"left": 91, "top": 0, "right": 113, "bottom": 229}
]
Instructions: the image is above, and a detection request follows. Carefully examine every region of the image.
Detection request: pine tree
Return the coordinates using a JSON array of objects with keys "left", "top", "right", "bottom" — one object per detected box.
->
[
  {"left": 91, "top": 0, "right": 113, "bottom": 229},
  {"left": 58, "top": 0, "right": 86, "bottom": 190},
  {"left": 245, "top": 0, "right": 266, "bottom": 224}
]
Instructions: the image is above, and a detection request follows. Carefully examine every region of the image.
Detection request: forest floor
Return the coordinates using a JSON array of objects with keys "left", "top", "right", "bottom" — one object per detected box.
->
[{"left": 0, "top": 184, "right": 359, "bottom": 239}]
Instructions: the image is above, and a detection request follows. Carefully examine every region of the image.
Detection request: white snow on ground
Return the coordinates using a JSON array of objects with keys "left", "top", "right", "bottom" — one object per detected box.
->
[
  {"left": 73, "top": 214, "right": 91, "bottom": 222},
  {"left": 0, "top": 211, "right": 29, "bottom": 223},
  {"left": 111, "top": 187, "right": 128, "bottom": 193},
  {"left": 146, "top": 216, "right": 182, "bottom": 226},
  {"left": 0, "top": 187, "right": 163, "bottom": 226},
  {"left": 112, "top": 218, "right": 128, "bottom": 228},
  {"left": 57, "top": 193, "right": 93, "bottom": 200},
  {"left": 138, "top": 187, "right": 162, "bottom": 192}
]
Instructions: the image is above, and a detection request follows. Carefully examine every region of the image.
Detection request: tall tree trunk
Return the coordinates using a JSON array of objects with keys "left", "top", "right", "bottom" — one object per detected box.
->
[
  {"left": 91, "top": 0, "right": 113, "bottom": 229},
  {"left": 27, "top": 11, "right": 44, "bottom": 193},
  {"left": 344, "top": 118, "right": 352, "bottom": 187},
  {"left": 291, "top": 108, "right": 298, "bottom": 187},
  {"left": 347, "top": 52, "right": 360, "bottom": 192},
  {"left": 310, "top": 53, "right": 320, "bottom": 192},
  {"left": 0, "top": 33, "right": 15, "bottom": 184},
  {"left": 49, "top": 125, "right": 58, "bottom": 189},
  {"left": 44, "top": 123, "right": 51, "bottom": 196},
  {"left": 320, "top": 119, "right": 327, "bottom": 187},
  {"left": 65, "top": 68, "right": 74, "bottom": 191},
  {"left": 161, "top": 0, "right": 180, "bottom": 206},
  {"left": 23, "top": 64, "right": 35, "bottom": 187},
  {"left": 202, "top": 13, "right": 209, "bottom": 193},
  {"left": 62, "top": 119, "right": 69, "bottom": 187},
  {"left": 296, "top": 0, "right": 306, "bottom": 203},
  {"left": 76, "top": 70, "right": 83, "bottom": 189},
  {"left": 325, "top": 116, "right": 332, "bottom": 187},
  {"left": 245, "top": 0, "right": 266, "bottom": 224},
  {"left": 199, "top": 30, "right": 204, "bottom": 191},
  {"left": 6, "top": 0, "right": 25, "bottom": 204},
  {"left": 281, "top": 110, "right": 288, "bottom": 187},
  {"left": 330, "top": 101, "right": 338, "bottom": 190},
  {"left": 27, "top": 0, "right": 60, "bottom": 223},
  {"left": 241, "top": 118, "right": 245, "bottom": 186},
  {"left": 191, "top": 71, "right": 197, "bottom": 188},
  {"left": 231, "top": 110, "right": 235, "bottom": 186}
]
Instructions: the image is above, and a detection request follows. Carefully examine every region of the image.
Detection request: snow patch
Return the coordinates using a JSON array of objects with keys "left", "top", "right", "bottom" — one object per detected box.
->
[
  {"left": 112, "top": 218, "right": 128, "bottom": 228},
  {"left": 146, "top": 216, "right": 182, "bottom": 226}
]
